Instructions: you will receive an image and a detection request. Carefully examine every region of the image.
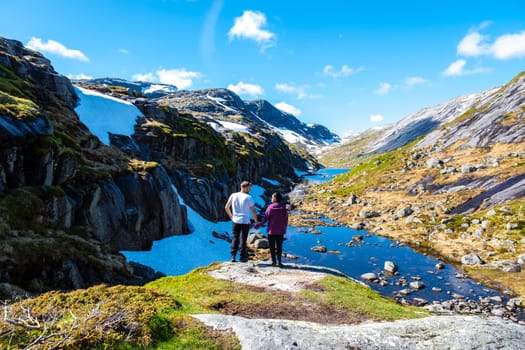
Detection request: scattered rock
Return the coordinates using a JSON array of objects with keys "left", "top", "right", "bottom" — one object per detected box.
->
[
  {"left": 384, "top": 261, "right": 399, "bottom": 274},
  {"left": 461, "top": 253, "right": 483, "bottom": 265},
  {"left": 361, "top": 272, "right": 377, "bottom": 282},
  {"left": 311, "top": 245, "right": 327, "bottom": 253}
]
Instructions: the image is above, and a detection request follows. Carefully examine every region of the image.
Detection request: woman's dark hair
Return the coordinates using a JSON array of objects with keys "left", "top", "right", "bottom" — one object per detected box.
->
[{"left": 272, "top": 192, "right": 283, "bottom": 202}]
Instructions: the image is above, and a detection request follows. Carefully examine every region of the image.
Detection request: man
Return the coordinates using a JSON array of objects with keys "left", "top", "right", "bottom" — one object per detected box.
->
[{"left": 225, "top": 181, "right": 258, "bottom": 262}]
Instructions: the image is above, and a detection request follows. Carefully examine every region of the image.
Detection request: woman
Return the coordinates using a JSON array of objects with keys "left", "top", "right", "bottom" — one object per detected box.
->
[{"left": 256, "top": 192, "right": 288, "bottom": 267}]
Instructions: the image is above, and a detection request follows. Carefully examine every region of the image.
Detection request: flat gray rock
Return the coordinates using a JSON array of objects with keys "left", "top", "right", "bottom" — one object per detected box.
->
[{"left": 194, "top": 314, "right": 525, "bottom": 350}]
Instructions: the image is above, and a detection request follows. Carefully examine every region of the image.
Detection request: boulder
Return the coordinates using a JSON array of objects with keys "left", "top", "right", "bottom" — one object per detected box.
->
[{"left": 461, "top": 253, "right": 483, "bottom": 265}]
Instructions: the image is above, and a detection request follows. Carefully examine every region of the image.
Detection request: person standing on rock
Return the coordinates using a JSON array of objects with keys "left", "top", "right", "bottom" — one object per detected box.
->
[
  {"left": 225, "top": 181, "right": 258, "bottom": 263},
  {"left": 256, "top": 192, "right": 288, "bottom": 267}
]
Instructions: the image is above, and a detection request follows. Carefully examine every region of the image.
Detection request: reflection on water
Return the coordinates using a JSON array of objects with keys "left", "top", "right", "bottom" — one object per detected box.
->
[{"left": 282, "top": 223, "right": 503, "bottom": 303}]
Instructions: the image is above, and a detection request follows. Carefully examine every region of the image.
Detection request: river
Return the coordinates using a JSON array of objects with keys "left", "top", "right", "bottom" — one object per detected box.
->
[
  {"left": 123, "top": 168, "right": 522, "bottom": 319},
  {"left": 284, "top": 168, "right": 508, "bottom": 304}
]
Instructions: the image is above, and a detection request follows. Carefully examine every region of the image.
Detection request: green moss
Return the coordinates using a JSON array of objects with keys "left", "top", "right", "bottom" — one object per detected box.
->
[
  {"left": 53, "top": 129, "right": 82, "bottom": 152},
  {"left": 313, "top": 276, "right": 426, "bottom": 321},
  {"left": 0, "top": 282, "right": 240, "bottom": 349},
  {"left": 128, "top": 159, "right": 159, "bottom": 172},
  {"left": 0, "top": 187, "right": 44, "bottom": 230},
  {"left": 0, "top": 90, "right": 41, "bottom": 121},
  {"left": 0, "top": 64, "right": 34, "bottom": 98},
  {"left": 498, "top": 71, "right": 525, "bottom": 93}
]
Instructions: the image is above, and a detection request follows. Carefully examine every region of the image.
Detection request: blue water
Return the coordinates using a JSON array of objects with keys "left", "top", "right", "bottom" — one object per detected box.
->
[
  {"left": 124, "top": 167, "right": 507, "bottom": 305},
  {"left": 281, "top": 224, "right": 502, "bottom": 303},
  {"left": 286, "top": 168, "right": 506, "bottom": 303}
]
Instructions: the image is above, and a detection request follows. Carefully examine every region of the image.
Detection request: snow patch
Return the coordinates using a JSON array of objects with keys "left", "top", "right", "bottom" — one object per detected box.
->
[{"left": 74, "top": 86, "right": 142, "bottom": 145}]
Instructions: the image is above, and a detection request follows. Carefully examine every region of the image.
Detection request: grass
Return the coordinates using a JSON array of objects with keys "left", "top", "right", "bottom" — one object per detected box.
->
[
  {"left": 147, "top": 264, "right": 426, "bottom": 322},
  {"left": 0, "top": 263, "right": 428, "bottom": 349},
  {"left": 323, "top": 148, "right": 406, "bottom": 197},
  {"left": 306, "top": 276, "right": 426, "bottom": 321}
]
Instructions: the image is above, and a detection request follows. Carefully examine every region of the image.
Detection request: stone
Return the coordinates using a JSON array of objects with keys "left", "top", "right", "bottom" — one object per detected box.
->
[
  {"left": 311, "top": 245, "right": 327, "bottom": 253},
  {"left": 254, "top": 239, "right": 269, "bottom": 249},
  {"left": 461, "top": 253, "right": 483, "bottom": 265},
  {"left": 409, "top": 281, "right": 425, "bottom": 290},
  {"left": 384, "top": 261, "right": 399, "bottom": 274},
  {"left": 360, "top": 272, "right": 377, "bottom": 281}
]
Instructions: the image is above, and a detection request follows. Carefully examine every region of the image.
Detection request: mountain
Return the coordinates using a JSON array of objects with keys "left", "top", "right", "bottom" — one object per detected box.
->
[
  {"left": 74, "top": 77, "right": 178, "bottom": 98},
  {"left": 0, "top": 36, "right": 327, "bottom": 295},
  {"left": 77, "top": 78, "right": 340, "bottom": 148},
  {"left": 244, "top": 99, "right": 340, "bottom": 148},
  {"left": 302, "top": 71, "right": 525, "bottom": 303},
  {"left": 320, "top": 72, "right": 525, "bottom": 166},
  {"left": 72, "top": 83, "right": 326, "bottom": 221}
]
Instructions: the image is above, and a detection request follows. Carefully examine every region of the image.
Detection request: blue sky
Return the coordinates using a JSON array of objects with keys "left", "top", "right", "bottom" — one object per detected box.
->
[{"left": 1, "top": 0, "right": 525, "bottom": 136}]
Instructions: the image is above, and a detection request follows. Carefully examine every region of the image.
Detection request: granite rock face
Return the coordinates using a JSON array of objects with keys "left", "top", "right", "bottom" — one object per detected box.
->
[{"left": 0, "top": 36, "right": 187, "bottom": 293}]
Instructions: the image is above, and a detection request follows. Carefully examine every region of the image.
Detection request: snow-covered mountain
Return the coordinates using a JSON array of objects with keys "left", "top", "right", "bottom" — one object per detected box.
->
[
  {"left": 339, "top": 72, "right": 525, "bottom": 155},
  {"left": 74, "top": 77, "right": 178, "bottom": 98},
  {"left": 76, "top": 78, "right": 340, "bottom": 149},
  {"left": 245, "top": 99, "right": 340, "bottom": 149}
]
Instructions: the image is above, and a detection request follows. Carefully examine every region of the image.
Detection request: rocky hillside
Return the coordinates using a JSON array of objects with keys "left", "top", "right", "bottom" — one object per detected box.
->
[
  {"left": 74, "top": 83, "right": 324, "bottom": 221},
  {"left": 244, "top": 98, "right": 340, "bottom": 148},
  {"left": 0, "top": 37, "right": 194, "bottom": 295},
  {"left": 321, "top": 72, "right": 525, "bottom": 166},
  {"left": 304, "top": 71, "right": 525, "bottom": 299},
  {"left": 0, "top": 36, "right": 326, "bottom": 296}
]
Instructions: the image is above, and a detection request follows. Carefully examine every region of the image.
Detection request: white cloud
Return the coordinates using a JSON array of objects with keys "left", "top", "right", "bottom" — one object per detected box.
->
[
  {"left": 442, "top": 59, "right": 489, "bottom": 77},
  {"left": 275, "top": 83, "right": 297, "bottom": 94},
  {"left": 491, "top": 31, "right": 525, "bottom": 60},
  {"left": 373, "top": 82, "right": 391, "bottom": 95},
  {"left": 443, "top": 60, "right": 467, "bottom": 76},
  {"left": 457, "top": 32, "right": 491, "bottom": 56},
  {"left": 457, "top": 26, "right": 525, "bottom": 60},
  {"left": 323, "top": 64, "right": 362, "bottom": 78},
  {"left": 370, "top": 114, "right": 383, "bottom": 123},
  {"left": 118, "top": 49, "right": 129, "bottom": 54},
  {"left": 157, "top": 68, "right": 202, "bottom": 89},
  {"left": 227, "top": 81, "right": 264, "bottom": 96},
  {"left": 275, "top": 102, "right": 301, "bottom": 116},
  {"left": 132, "top": 69, "right": 202, "bottom": 89},
  {"left": 405, "top": 76, "right": 428, "bottom": 87},
  {"left": 26, "top": 37, "right": 88, "bottom": 61},
  {"left": 67, "top": 73, "right": 93, "bottom": 80},
  {"left": 228, "top": 10, "right": 276, "bottom": 51},
  {"left": 275, "top": 83, "right": 320, "bottom": 100},
  {"left": 132, "top": 73, "right": 156, "bottom": 82}
]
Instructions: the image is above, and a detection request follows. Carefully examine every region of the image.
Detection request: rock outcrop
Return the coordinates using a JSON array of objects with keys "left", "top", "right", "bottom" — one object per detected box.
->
[
  {"left": 195, "top": 262, "right": 525, "bottom": 350},
  {"left": 0, "top": 37, "right": 189, "bottom": 293},
  {"left": 0, "top": 35, "right": 326, "bottom": 294}
]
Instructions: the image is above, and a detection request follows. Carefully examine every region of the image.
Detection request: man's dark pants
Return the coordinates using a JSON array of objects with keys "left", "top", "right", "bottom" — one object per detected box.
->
[{"left": 231, "top": 223, "right": 250, "bottom": 261}]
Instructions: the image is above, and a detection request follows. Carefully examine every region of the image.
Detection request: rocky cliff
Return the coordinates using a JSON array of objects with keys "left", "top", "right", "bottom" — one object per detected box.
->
[
  {"left": 0, "top": 36, "right": 325, "bottom": 295},
  {"left": 76, "top": 83, "right": 323, "bottom": 221},
  {"left": 0, "top": 37, "right": 195, "bottom": 295}
]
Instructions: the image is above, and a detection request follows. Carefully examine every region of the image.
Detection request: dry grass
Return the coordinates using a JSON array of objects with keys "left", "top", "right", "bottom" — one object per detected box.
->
[{"left": 293, "top": 141, "right": 525, "bottom": 298}]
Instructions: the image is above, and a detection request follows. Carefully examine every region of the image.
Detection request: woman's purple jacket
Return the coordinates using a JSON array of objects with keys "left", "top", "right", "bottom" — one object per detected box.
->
[{"left": 260, "top": 202, "right": 288, "bottom": 235}]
